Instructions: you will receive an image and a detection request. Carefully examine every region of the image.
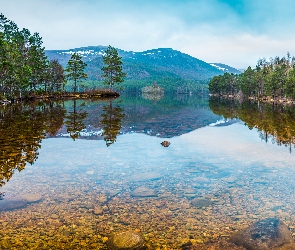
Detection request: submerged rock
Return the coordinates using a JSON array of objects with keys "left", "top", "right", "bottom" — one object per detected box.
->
[
  {"left": 0, "top": 198, "right": 28, "bottom": 211},
  {"left": 93, "top": 207, "right": 103, "bottom": 215},
  {"left": 0, "top": 193, "right": 43, "bottom": 211},
  {"left": 21, "top": 193, "right": 43, "bottom": 203},
  {"left": 191, "top": 198, "right": 213, "bottom": 208},
  {"left": 106, "top": 231, "right": 146, "bottom": 250},
  {"left": 131, "top": 186, "right": 157, "bottom": 197},
  {"left": 230, "top": 217, "right": 295, "bottom": 250},
  {"left": 128, "top": 172, "right": 162, "bottom": 182}
]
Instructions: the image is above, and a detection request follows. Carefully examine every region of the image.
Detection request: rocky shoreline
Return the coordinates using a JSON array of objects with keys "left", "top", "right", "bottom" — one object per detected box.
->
[{"left": 0, "top": 90, "right": 120, "bottom": 104}]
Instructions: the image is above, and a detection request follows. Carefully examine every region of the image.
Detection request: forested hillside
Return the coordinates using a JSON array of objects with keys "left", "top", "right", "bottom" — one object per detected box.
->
[
  {"left": 209, "top": 54, "right": 295, "bottom": 100},
  {"left": 46, "top": 46, "right": 240, "bottom": 92}
]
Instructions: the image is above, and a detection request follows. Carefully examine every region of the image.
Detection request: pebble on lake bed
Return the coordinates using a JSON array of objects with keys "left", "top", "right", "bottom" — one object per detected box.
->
[
  {"left": 106, "top": 231, "right": 147, "bottom": 250},
  {"left": 131, "top": 186, "right": 157, "bottom": 197}
]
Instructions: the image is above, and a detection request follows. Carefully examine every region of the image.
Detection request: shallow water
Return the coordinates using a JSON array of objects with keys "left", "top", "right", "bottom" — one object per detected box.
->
[{"left": 1, "top": 95, "right": 295, "bottom": 249}]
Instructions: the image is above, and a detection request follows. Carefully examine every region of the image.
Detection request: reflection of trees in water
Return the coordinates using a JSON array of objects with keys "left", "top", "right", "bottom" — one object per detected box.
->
[
  {"left": 101, "top": 100, "right": 125, "bottom": 147},
  {"left": 44, "top": 102, "right": 66, "bottom": 136},
  {"left": 209, "top": 97, "right": 295, "bottom": 152},
  {"left": 141, "top": 92, "right": 164, "bottom": 101},
  {"left": 65, "top": 100, "right": 88, "bottom": 140},
  {"left": 0, "top": 102, "right": 66, "bottom": 187}
]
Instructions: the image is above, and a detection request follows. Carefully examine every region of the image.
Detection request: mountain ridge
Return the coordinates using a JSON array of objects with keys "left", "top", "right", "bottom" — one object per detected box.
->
[{"left": 45, "top": 46, "right": 240, "bottom": 82}]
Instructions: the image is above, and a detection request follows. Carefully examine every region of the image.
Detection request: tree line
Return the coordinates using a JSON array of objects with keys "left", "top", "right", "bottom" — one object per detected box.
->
[
  {"left": 0, "top": 14, "right": 65, "bottom": 99},
  {"left": 209, "top": 53, "right": 295, "bottom": 100},
  {"left": 0, "top": 14, "right": 125, "bottom": 101}
]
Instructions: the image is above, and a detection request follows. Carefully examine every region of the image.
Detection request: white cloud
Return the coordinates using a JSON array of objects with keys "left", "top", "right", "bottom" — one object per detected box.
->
[
  {"left": 179, "top": 33, "right": 295, "bottom": 69},
  {"left": 1, "top": 0, "right": 295, "bottom": 68}
]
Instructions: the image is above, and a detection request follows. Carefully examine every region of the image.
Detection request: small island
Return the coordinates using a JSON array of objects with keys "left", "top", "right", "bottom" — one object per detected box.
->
[{"left": 141, "top": 81, "right": 164, "bottom": 100}]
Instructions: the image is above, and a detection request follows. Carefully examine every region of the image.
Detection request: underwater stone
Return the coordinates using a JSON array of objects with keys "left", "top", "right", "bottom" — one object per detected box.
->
[
  {"left": 230, "top": 217, "right": 295, "bottom": 250},
  {"left": 0, "top": 198, "right": 28, "bottom": 211},
  {"left": 131, "top": 186, "right": 157, "bottom": 197},
  {"left": 21, "top": 193, "right": 43, "bottom": 203},
  {"left": 106, "top": 231, "right": 146, "bottom": 250},
  {"left": 191, "top": 198, "right": 213, "bottom": 208}
]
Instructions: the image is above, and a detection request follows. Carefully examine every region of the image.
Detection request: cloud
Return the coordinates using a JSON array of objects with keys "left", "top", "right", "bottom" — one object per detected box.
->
[
  {"left": 1, "top": 0, "right": 295, "bottom": 68},
  {"left": 182, "top": 33, "right": 295, "bottom": 69}
]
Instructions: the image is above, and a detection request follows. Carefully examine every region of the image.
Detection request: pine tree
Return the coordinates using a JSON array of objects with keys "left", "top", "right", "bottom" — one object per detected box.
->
[
  {"left": 102, "top": 45, "right": 126, "bottom": 91},
  {"left": 48, "top": 59, "right": 65, "bottom": 92},
  {"left": 0, "top": 13, "right": 50, "bottom": 98},
  {"left": 65, "top": 52, "right": 87, "bottom": 93}
]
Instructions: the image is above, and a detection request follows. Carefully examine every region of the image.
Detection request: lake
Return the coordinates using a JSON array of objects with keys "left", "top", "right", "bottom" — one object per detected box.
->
[{"left": 1, "top": 94, "right": 295, "bottom": 249}]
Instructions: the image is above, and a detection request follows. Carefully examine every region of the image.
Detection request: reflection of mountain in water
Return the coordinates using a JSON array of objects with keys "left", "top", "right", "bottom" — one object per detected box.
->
[
  {"left": 209, "top": 118, "right": 240, "bottom": 127},
  {"left": 52, "top": 95, "right": 222, "bottom": 139},
  {"left": 122, "top": 106, "right": 221, "bottom": 137},
  {"left": 110, "top": 95, "right": 222, "bottom": 137},
  {"left": 209, "top": 97, "right": 295, "bottom": 152}
]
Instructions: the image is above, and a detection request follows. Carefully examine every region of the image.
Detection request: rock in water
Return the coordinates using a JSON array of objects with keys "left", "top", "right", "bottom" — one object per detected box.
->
[
  {"left": 131, "top": 186, "right": 157, "bottom": 197},
  {"left": 0, "top": 199, "right": 28, "bottom": 211},
  {"left": 21, "top": 193, "right": 43, "bottom": 203},
  {"left": 230, "top": 217, "right": 295, "bottom": 250},
  {"left": 191, "top": 198, "right": 213, "bottom": 208},
  {"left": 161, "top": 141, "right": 170, "bottom": 147},
  {"left": 107, "top": 231, "right": 146, "bottom": 250}
]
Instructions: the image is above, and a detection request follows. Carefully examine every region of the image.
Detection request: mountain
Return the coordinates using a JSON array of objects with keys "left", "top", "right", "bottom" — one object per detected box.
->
[
  {"left": 45, "top": 46, "right": 240, "bottom": 82},
  {"left": 209, "top": 63, "right": 241, "bottom": 74}
]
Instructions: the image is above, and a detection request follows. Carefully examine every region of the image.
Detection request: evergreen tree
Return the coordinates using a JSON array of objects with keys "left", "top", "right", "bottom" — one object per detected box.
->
[
  {"left": 48, "top": 59, "right": 65, "bottom": 92},
  {"left": 0, "top": 13, "right": 50, "bottom": 99},
  {"left": 27, "top": 32, "right": 49, "bottom": 92},
  {"left": 209, "top": 75, "right": 222, "bottom": 95},
  {"left": 285, "top": 65, "right": 295, "bottom": 99},
  {"left": 65, "top": 52, "right": 87, "bottom": 93},
  {"left": 102, "top": 45, "right": 126, "bottom": 91},
  {"left": 239, "top": 66, "right": 257, "bottom": 97}
]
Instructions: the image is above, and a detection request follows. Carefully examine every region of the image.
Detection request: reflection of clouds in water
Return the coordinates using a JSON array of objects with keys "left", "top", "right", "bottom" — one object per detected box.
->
[
  {"left": 34, "top": 122, "right": 295, "bottom": 173},
  {"left": 178, "top": 123, "right": 295, "bottom": 169}
]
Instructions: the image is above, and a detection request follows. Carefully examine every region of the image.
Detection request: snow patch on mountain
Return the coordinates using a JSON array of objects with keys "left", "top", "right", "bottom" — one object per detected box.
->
[
  {"left": 210, "top": 63, "right": 241, "bottom": 74},
  {"left": 210, "top": 63, "right": 228, "bottom": 71}
]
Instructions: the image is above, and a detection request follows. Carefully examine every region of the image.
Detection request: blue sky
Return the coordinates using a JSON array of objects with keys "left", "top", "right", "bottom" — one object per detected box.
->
[{"left": 1, "top": 0, "right": 295, "bottom": 69}]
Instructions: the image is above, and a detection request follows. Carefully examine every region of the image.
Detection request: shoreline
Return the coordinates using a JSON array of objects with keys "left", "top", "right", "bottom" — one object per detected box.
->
[
  {"left": 209, "top": 93, "right": 295, "bottom": 105},
  {"left": 0, "top": 90, "right": 120, "bottom": 104}
]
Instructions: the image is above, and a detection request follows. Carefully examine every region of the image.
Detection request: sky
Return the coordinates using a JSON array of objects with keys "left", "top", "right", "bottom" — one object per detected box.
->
[{"left": 1, "top": 0, "right": 295, "bottom": 69}]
